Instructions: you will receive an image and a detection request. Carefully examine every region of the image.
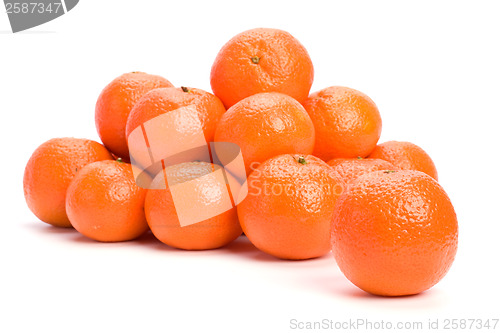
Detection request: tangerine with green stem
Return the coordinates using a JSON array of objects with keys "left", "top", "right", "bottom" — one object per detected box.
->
[
  {"left": 210, "top": 28, "right": 314, "bottom": 108},
  {"left": 237, "top": 154, "right": 344, "bottom": 260}
]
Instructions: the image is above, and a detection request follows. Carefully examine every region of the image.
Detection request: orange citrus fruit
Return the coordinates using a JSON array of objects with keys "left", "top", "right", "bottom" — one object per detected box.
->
[
  {"left": 95, "top": 72, "right": 173, "bottom": 159},
  {"left": 331, "top": 170, "right": 458, "bottom": 296},
  {"left": 214, "top": 92, "right": 315, "bottom": 174},
  {"left": 237, "top": 154, "right": 343, "bottom": 260},
  {"left": 303, "top": 86, "right": 382, "bottom": 161},
  {"left": 369, "top": 140, "right": 438, "bottom": 180},
  {"left": 145, "top": 162, "right": 242, "bottom": 250},
  {"left": 66, "top": 160, "right": 149, "bottom": 242},
  {"left": 23, "top": 138, "right": 113, "bottom": 228},
  {"left": 210, "top": 28, "right": 314, "bottom": 109},
  {"left": 125, "top": 86, "right": 225, "bottom": 147},
  {"left": 327, "top": 157, "right": 396, "bottom": 185}
]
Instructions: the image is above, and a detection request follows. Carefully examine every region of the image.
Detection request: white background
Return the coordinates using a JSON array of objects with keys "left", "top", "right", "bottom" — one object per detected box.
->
[{"left": 1, "top": 1, "right": 500, "bottom": 332}]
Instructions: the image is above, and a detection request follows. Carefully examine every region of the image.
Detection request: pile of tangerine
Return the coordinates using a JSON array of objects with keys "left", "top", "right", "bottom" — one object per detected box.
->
[{"left": 24, "top": 28, "right": 458, "bottom": 297}]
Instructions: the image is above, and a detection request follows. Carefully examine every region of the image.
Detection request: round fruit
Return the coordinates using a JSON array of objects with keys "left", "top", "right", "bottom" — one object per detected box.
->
[
  {"left": 369, "top": 140, "right": 438, "bottom": 180},
  {"left": 237, "top": 154, "right": 343, "bottom": 260},
  {"left": 66, "top": 160, "right": 149, "bottom": 242},
  {"left": 331, "top": 170, "right": 458, "bottom": 296},
  {"left": 303, "top": 86, "right": 382, "bottom": 161},
  {"left": 210, "top": 28, "right": 314, "bottom": 109},
  {"left": 327, "top": 157, "right": 396, "bottom": 185},
  {"left": 145, "top": 162, "right": 242, "bottom": 250},
  {"left": 126, "top": 86, "right": 225, "bottom": 147},
  {"left": 214, "top": 92, "right": 315, "bottom": 174},
  {"left": 95, "top": 72, "right": 173, "bottom": 159},
  {"left": 23, "top": 138, "right": 113, "bottom": 228}
]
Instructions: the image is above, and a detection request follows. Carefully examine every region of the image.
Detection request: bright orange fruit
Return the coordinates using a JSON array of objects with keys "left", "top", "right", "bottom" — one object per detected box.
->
[
  {"left": 23, "top": 138, "right": 113, "bottom": 228},
  {"left": 237, "top": 154, "right": 343, "bottom": 260},
  {"left": 145, "top": 162, "right": 242, "bottom": 250},
  {"left": 214, "top": 92, "right": 315, "bottom": 174},
  {"left": 303, "top": 86, "right": 382, "bottom": 161},
  {"left": 327, "top": 157, "right": 396, "bottom": 185},
  {"left": 66, "top": 160, "right": 149, "bottom": 242},
  {"left": 369, "top": 140, "right": 438, "bottom": 180},
  {"left": 210, "top": 28, "right": 314, "bottom": 109},
  {"left": 331, "top": 170, "right": 458, "bottom": 296},
  {"left": 125, "top": 86, "right": 225, "bottom": 148},
  {"left": 95, "top": 72, "right": 173, "bottom": 160}
]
